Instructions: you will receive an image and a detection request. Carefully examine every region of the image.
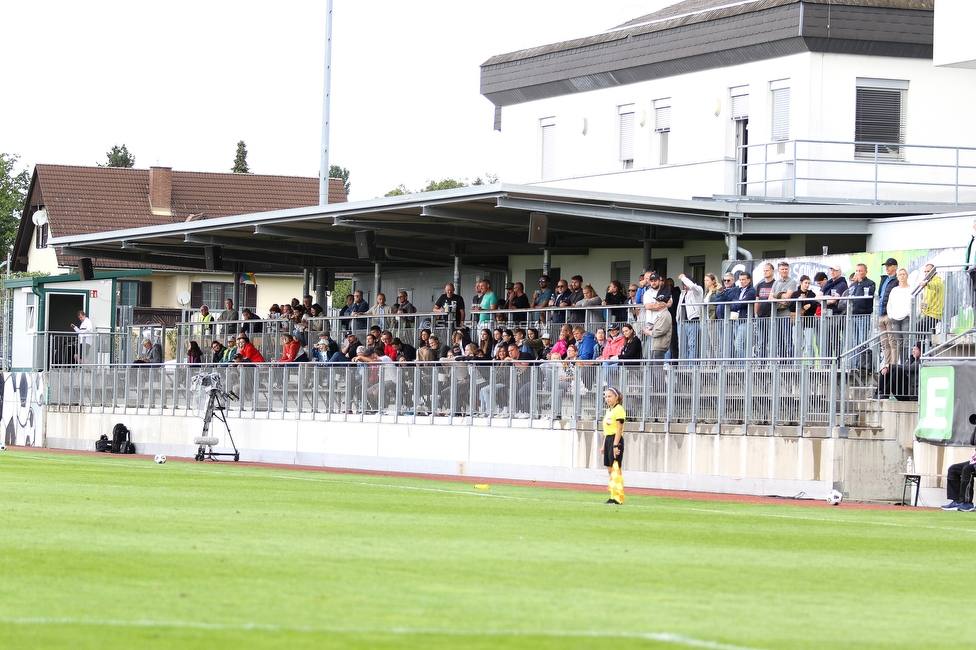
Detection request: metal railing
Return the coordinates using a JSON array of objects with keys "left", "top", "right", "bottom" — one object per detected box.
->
[
  {"left": 47, "top": 356, "right": 882, "bottom": 435},
  {"left": 738, "top": 139, "right": 976, "bottom": 204}
]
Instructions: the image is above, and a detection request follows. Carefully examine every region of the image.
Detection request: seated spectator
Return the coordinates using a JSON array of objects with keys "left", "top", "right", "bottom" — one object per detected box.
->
[
  {"left": 133, "top": 338, "right": 163, "bottom": 365},
  {"left": 619, "top": 323, "right": 643, "bottom": 359},
  {"left": 268, "top": 304, "right": 282, "bottom": 319},
  {"left": 878, "top": 343, "right": 921, "bottom": 401},
  {"left": 551, "top": 323, "right": 574, "bottom": 357},
  {"left": 392, "top": 337, "right": 416, "bottom": 362},
  {"left": 211, "top": 340, "right": 235, "bottom": 365},
  {"left": 235, "top": 334, "right": 265, "bottom": 363},
  {"left": 328, "top": 331, "right": 361, "bottom": 363},
  {"left": 187, "top": 341, "right": 203, "bottom": 365},
  {"left": 600, "top": 323, "right": 625, "bottom": 360},
  {"left": 594, "top": 327, "right": 607, "bottom": 357},
  {"left": 942, "top": 427, "right": 976, "bottom": 512},
  {"left": 311, "top": 331, "right": 339, "bottom": 362},
  {"left": 428, "top": 335, "right": 449, "bottom": 360},
  {"left": 572, "top": 326, "right": 598, "bottom": 361}
]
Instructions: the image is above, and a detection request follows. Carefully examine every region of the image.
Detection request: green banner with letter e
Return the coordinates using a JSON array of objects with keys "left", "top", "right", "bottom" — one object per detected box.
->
[{"left": 915, "top": 361, "right": 976, "bottom": 445}]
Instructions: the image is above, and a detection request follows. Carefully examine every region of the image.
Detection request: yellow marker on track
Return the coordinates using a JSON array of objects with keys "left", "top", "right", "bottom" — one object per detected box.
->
[{"left": 474, "top": 484, "right": 490, "bottom": 490}]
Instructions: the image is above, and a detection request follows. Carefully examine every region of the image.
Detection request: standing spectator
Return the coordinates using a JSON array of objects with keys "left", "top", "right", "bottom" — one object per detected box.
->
[
  {"left": 770, "top": 262, "right": 798, "bottom": 357},
  {"left": 338, "top": 294, "right": 355, "bottom": 329},
  {"left": 71, "top": 310, "right": 94, "bottom": 363},
  {"left": 366, "top": 293, "right": 393, "bottom": 329},
  {"left": 603, "top": 280, "right": 628, "bottom": 324},
  {"left": 549, "top": 279, "right": 572, "bottom": 325},
  {"left": 349, "top": 290, "right": 369, "bottom": 332},
  {"left": 847, "top": 263, "right": 876, "bottom": 369},
  {"left": 394, "top": 291, "right": 417, "bottom": 328},
  {"left": 821, "top": 264, "right": 848, "bottom": 357},
  {"left": 505, "top": 282, "right": 531, "bottom": 325},
  {"left": 884, "top": 268, "right": 912, "bottom": 365},
  {"left": 626, "top": 283, "right": 641, "bottom": 322},
  {"left": 647, "top": 309, "right": 670, "bottom": 361},
  {"left": 566, "top": 275, "right": 585, "bottom": 324},
  {"left": 642, "top": 273, "right": 671, "bottom": 331},
  {"left": 754, "top": 263, "right": 775, "bottom": 357},
  {"left": 474, "top": 279, "right": 499, "bottom": 325},
  {"left": 220, "top": 298, "right": 239, "bottom": 338},
  {"left": 701, "top": 273, "right": 721, "bottom": 358},
  {"left": 198, "top": 305, "right": 214, "bottom": 342},
  {"left": 918, "top": 263, "right": 944, "bottom": 336},
  {"left": 532, "top": 275, "right": 553, "bottom": 324},
  {"left": 434, "top": 283, "right": 466, "bottom": 329},
  {"left": 793, "top": 275, "right": 818, "bottom": 359},
  {"left": 574, "top": 284, "right": 602, "bottom": 326},
  {"left": 730, "top": 272, "right": 757, "bottom": 359},
  {"left": 666, "top": 278, "right": 681, "bottom": 359},
  {"left": 676, "top": 273, "right": 704, "bottom": 361},
  {"left": 876, "top": 257, "right": 899, "bottom": 365}
]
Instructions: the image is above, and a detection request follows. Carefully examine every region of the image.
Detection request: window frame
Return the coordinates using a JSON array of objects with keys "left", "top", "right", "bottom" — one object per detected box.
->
[
  {"left": 618, "top": 104, "right": 636, "bottom": 169},
  {"left": 854, "top": 78, "right": 908, "bottom": 160},
  {"left": 770, "top": 79, "right": 790, "bottom": 142},
  {"left": 540, "top": 116, "right": 556, "bottom": 180}
]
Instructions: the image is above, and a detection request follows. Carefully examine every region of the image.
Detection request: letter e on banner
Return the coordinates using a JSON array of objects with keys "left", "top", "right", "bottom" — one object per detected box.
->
[{"left": 915, "top": 366, "right": 954, "bottom": 441}]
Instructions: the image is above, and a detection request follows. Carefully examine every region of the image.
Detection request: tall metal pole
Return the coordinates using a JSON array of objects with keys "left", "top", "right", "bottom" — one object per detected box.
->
[{"left": 319, "top": 0, "right": 333, "bottom": 206}]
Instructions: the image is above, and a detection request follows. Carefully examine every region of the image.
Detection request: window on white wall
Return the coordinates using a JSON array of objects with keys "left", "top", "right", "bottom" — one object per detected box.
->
[
  {"left": 730, "top": 85, "right": 749, "bottom": 120},
  {"left": 770, "top": 79, "right": 790, "bottom": 142},
  {"left": 618, "top": 104, "right": 635, "bottom": 169},
  {"left": 540, "top": 117, "right": 555, "bottom": 180},
  {"left": 855, "top": 78, "right": 907, "bottom": 159},
  {"left": 654, "top": 98, "right": 671, "bottom": 165}
]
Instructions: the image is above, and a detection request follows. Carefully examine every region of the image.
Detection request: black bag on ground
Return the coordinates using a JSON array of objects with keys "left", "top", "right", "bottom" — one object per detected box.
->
[
  {"left": 95, "top": 434, "right": 110, "bottom": 453},
  {"left": 111, "top": 423, "right": 134, "bottom": 454}
]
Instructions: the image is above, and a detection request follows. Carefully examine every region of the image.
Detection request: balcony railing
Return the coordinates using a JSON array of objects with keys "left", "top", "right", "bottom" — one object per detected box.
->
[{"left": 737, "top": 139, "right": 976, "bottom": 204}]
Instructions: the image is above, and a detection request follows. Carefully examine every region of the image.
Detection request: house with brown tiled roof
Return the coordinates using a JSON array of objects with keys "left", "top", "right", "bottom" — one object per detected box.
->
[{"left": 14, "top": 164, "right": 346, "bottom": 321}]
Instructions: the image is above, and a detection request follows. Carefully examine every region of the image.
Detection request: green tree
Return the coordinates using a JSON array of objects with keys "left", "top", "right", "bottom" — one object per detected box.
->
[
  {"left": 383, "top": 178, "right": 470, "bottom": 197},
  {"left": 0, "top": 153, "right": 31, "bottom": 255},
  {"left": 329, "top": 165, "right": 351, "bottom": 196},
  {"left": 102, "top": 144, "right": 135, "bottom": 168},
  {"left": 232, "top": 141, "right": 250, "bottom": 174},
  {"left": 422, "top": 178, "right": 467, "bottom": 192},
  {"left": 331, "top": 279, "right": 352, "bottom": 309},
  {"left": 472, "top": 173, "right": 499, "bottom": 185}
]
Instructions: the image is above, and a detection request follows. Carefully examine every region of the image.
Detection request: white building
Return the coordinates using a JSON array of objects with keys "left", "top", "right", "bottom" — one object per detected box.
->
[{"left": 483, "top": 0, "right": 976, "bottom": 206}]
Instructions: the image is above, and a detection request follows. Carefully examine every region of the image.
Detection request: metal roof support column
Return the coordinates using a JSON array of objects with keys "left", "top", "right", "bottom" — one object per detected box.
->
[
  {"left": 303, "top": 269, "right": 311, "bottom": 300},
  {"left": 642, "top": 235, "right": 652, "bottom": 273},
  {"left": 374, "top": 262, "right": 381, "bottom": 303},
  {"left": 453, "top": 255, "right": 461, "bottom": 291},
  {"left": 727, "top": 213, "right": 744, "bottom": 262},
  {"left": 542, "top": 248, "right": 550, "bottom": 276},
  {"left": 314, "top": 268, "right": 327, "bottom": 307},
  {"left": 232, "top": 274, "right": 242, "bottom": 313}
]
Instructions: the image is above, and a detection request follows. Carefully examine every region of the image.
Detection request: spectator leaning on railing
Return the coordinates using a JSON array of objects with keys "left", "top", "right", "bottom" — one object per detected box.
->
[
  {"left": 918, "top": 263, "right": 944, "bottom": 335},
  {"left": 876, "top": 258, "right": 899, "bottom": 365}
]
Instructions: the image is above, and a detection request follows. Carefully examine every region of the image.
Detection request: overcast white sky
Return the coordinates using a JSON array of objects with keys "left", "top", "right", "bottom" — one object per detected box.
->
[{"left": 3, "top": 1, "right": 673, "bottom": 201}]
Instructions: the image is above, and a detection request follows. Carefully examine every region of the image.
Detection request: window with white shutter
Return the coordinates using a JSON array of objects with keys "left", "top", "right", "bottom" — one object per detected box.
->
[
  {"left": 730, "top": 85, "right": 749, "bottom": 119},
  {"left": 770, "top": 80, "right": 789, "bottom": 141},
  {"left": 855, "top": 78, "right": 907, "bottom": 159},
  {"left": 654, "top": 98, "right": 671, "bottom": 165},
  {"left": 540, "top": 117, "right": 555, "bottom": 180},
  {"left": 618, "top": 104, "right": 635, "bottom": 168}
]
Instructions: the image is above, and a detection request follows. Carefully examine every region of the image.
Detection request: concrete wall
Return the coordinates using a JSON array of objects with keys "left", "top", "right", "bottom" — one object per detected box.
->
[{"left": 41, "top": 407, "right": 912, "bottom": 503}]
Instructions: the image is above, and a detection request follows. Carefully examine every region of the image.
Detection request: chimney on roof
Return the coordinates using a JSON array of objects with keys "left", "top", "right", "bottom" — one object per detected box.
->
[{"left": 149, "top": 166, "right": 173, "bottom": 216}]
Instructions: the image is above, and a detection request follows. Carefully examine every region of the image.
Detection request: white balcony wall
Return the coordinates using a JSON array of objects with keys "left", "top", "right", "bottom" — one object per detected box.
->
[
  {"left": 498, "top": 51, "right": 976, "bottom": 202},
  {"left": 934, "top": 0, "right": 976, "bottom": 69}
]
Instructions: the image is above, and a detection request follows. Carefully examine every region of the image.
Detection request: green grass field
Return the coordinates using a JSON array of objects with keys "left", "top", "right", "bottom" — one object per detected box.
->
[{"left": 0, "top": 449, "right": 971, "bottom": 649}]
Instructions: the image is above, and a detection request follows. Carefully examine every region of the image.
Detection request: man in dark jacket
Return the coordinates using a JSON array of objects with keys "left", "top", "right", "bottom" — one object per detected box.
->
[
  {"left": 729, "top": 273, "right": 757, "bottom": 359},
  {"left": 847, "top": 263, "right": 877, "bottom": 369},
  {"left": 820, "top": 264, "right": 849, "bottom": 357}
]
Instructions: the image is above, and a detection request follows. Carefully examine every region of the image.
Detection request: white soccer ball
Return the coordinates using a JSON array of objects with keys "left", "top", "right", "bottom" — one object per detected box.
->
[
  {"left": 153, "top": 454, "right": 167, "bottom": 464},
  {"left": 826, "top": 489, "right": 843, "bottom": 506},
  {"left": 0, "top": 443, "right": 5, "bottom": 451}
]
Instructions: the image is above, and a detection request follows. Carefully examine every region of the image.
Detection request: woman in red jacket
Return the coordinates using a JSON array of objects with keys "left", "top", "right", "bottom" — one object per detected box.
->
[{"left": 235, "top": 334, "right": 265, "bottom": 363}]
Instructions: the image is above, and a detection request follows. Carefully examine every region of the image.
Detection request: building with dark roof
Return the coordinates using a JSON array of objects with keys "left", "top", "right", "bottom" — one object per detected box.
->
[{"left": 14, "top": 164, "right": 346, "bottom": 318}]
